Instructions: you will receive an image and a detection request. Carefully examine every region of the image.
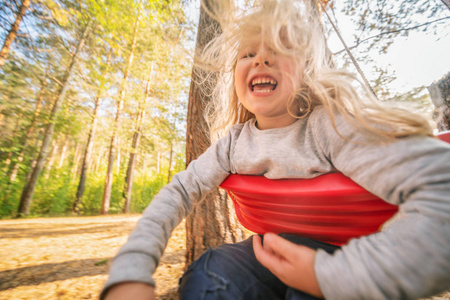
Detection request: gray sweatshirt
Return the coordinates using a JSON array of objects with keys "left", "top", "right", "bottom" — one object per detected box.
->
[{"left": 102, "top": 107, "right": 450, "bottom": 299}]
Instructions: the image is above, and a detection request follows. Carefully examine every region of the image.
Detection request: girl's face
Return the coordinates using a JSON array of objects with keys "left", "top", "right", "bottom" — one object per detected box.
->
[{"left": 235, "top": 41, "right": 301, "bottom": 129}]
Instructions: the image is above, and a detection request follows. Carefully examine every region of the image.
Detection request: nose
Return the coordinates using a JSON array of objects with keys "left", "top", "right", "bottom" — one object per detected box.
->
[{"left": 252, "top": 46, "right": 273, "bottom": 67}]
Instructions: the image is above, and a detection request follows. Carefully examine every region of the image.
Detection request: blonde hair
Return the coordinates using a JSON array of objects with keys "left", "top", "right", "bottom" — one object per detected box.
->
[{"left": 195, "top": 0, "right": 433, "bottom": 142}]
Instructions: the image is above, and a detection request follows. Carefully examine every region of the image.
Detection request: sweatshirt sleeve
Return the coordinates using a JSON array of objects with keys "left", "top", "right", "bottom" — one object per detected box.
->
[
  {"left": 310, "top": 108, "right": 450, "bottom": 300},
  {"left": 100, "top": 130, "right": 236, "bottom": 299}
]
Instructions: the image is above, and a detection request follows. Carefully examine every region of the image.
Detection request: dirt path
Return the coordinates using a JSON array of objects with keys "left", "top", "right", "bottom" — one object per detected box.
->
[
  {"left": 0, "top": 215, "right": 448, "bottom": 300},
  {"left": 0, "top": 215, "right": 185, "bottom": 300}
]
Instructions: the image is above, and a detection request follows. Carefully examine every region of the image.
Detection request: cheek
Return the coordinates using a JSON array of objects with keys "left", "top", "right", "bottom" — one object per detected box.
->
[
  {"left": 234, "top": 66, "right": 246, "bottom": 95},
  {"left": 287, "top": 70, "right": 302, "bottom": 92},
  {"left": 282, "top": 59, "right": 302, "bottom": 86}
]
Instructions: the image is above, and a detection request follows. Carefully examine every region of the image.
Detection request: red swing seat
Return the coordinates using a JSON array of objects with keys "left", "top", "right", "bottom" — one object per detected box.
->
[{"left": 220, "top": 132, "right": 450, "bottom": 246}]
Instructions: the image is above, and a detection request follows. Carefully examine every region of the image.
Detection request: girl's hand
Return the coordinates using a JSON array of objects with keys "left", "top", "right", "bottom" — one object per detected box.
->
[
  {"left": 253, "top": 233, "right": 323, "bottom": 298},
  {"left": 104, "top": 282, "right": 155, "bottom": 300}
]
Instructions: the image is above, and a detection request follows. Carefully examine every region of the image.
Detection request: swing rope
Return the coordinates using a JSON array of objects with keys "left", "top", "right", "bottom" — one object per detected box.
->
[{"left": 317, "top": 0, "right": 379, "bottom": 100}]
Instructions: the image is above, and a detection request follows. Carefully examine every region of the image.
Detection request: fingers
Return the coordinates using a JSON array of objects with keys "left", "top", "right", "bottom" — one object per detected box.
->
[
  {"left": 253, "top": 235, "right": 269, "bottom": 266},
  {"left": 253, "top": 233, "right": 295, "bottom": 275},
  {"left": 252, "top": 233, "right": 322, "bottom": 298},
  {"left": 253, "top": 234, "right": 288, "bottom": 276}
]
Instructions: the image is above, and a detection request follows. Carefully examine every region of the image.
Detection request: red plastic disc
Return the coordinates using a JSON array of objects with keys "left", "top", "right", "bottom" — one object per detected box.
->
[{"left": 220, "top": 132, "right": 450, "bottom": 245}]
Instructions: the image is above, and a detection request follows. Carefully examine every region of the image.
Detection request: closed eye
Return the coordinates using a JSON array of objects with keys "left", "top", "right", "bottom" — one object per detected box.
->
[{"left": 239, "top": 52, "right": 255, "bottom": 60}]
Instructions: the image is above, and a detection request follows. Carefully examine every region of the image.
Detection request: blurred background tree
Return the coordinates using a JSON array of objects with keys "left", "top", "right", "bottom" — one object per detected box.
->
[{"left": 0, "top": 0, "right": 192, "bottom": 217}]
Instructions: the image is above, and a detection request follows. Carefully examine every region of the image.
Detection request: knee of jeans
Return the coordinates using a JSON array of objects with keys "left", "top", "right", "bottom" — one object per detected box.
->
[{"left": 179, "top": 248, "right": 240, "bottom": 300}]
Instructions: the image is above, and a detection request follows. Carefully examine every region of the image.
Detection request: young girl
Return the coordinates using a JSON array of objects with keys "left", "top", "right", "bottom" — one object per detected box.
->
[{"left": 102, "top": 1, "right": 450, "bottom": 299}]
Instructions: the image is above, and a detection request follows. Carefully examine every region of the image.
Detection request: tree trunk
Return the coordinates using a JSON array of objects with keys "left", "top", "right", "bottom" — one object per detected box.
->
[
  {"left": 122, "top": 65, "right": 152, "bottom": 213},
  {"left": 101, "top": 10, "right": 140, "bottom": 214},
  {"left": 73, "top": 94, "right": 102, "bottom": 213},
  {"left": 122, "top": 129, "right": 141, "bottom": 213},
  {"left": 167, "top": 141, "right": 173, "bottom": 184},
  {"left": 428, "top": 72, "right": 450, "bottom": 131},
  {"left": 2, "top": 112, "right": 23, "bottom": 174},
  {"left": 44, "top": 140, "right": 58, "bottom": 179},
  {"left": 441, "top": 0, "right": 450, "bottom": 10},
  {"left": 25, "top": 128, "right": 44, "bottom": 183},
  {"left": 2, "top": 112, "right": 24, "bottom": 200},
  {"left": 185, "top": 0, "right": 245, "bottom": 266},
  {"left": 73, "top": 49, "right": 112, "bottom": 214},
  {"left": 58, "top": 136, "right": 69, "bottom": 168},
  {"left": 17, "top": 20, "right": 92, "bottom": 216},
  {"left": 71, "top": 142, "right": 82, "bottom": 181},
  {"left": 0, "top": 0, "right": 30, "bottom": 69},
  {"left": 116, "top": 136, "right": 121, "bottom": 175},
  {"left": 8, "top": 72, "right": 47, "bottom": 183},
  {"left": 93, "top": 146, "right": 104, "bottom": 174}
]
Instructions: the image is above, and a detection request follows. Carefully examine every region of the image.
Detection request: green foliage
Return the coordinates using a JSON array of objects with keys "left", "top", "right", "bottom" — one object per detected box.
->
[
  {"left": 0, "top": 0, "right": 191, "bottom": 218},
  {"left": 130, "top": 173, "right": 166, "bottom": 213},
  {"left": 79, "top": 173, "right": 107, "bottom": 215},
  {"left": 31, "top": 168, "right": 77, "bottom": 216},
  {"left": 0, "top": 177, "right": 21, "bottom": 217},
  {"left": 0, "top": 162, "right": 173, "bottom": 217}
]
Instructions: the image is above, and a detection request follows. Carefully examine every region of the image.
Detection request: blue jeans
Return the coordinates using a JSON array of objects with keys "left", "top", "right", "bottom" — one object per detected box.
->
[{"left": 179, "top": 234, "right": 340, "bottom": 300}]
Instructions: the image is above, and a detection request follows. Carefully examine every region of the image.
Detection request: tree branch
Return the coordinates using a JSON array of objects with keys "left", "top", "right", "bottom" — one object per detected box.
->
[
  {"left": 13, "top": 0, "right": 21, "bottom": 12},
  {"left": 333, "top": 16, "right": 450, "bottom": 55},
  {"left": 0, "top": 10, "right": 13, "bottom": 25},
  {"left": 441, "top": 0, "right": 450, "bottom": 11},
  {"left": 51, "top": 76, "right": 64, "bottom": 87}
]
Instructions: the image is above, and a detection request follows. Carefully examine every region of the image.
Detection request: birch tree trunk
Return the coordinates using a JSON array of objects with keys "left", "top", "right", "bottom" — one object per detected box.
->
[
  {"left": 185, "top": 0, "right": 245, "bottom": 266},
  {"left": 17, "top": 20, "right": 92, "bottom": 216},
  {"left": 101, "top": 10, "right": 140, "bottom": 214},
  {"left": 116, "top": 137, "right": 121, "bottom": 175},
  {"left": 58, "top": 136, "right": 69, "bottom": 169},
  {"left": 25, "top": 129, "right": 44, "bottom": 183},
  {"left": 122, "top": 127, "right": 141, "bottom": 213},
  {"left": 73, "top": 50, "right": 112, "bottom": 214},
  {"left": 0, "top": 0, "right": 30, "bottom": 69},
  {"left": 70, "top": 142, "right": 82, "bottom": 181},
  {"left": 44, "top": 140, "right": 58, "bottom": 180},
  {"left": 122, "top": 65, "right": 152, "bottom": 213},
  {"left": 73, "top": 94, "right": 103, "bottom": 213},
  {"left": 167, "top": 140, "right": 173, "bottom": 184}
]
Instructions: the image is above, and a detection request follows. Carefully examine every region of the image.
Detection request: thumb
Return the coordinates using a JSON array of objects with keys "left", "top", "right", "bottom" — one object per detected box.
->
[
  {"left": 253, "top": 233, "right": 297, "bottom": 272},
  {"left": 262, "top": 233, "right": 301, "bottom": 261}
]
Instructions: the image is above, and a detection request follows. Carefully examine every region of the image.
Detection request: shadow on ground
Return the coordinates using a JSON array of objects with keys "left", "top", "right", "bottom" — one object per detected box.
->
[
  {"left": 0, "top": 222, "right": 133, "bottom": 240},
  {"left": 0, "top": 257, "right": 111, "bottom": 291}
]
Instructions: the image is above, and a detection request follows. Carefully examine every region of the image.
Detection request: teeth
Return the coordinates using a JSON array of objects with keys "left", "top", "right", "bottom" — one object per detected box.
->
[
  {"left": 254, "top": 89, "right": 273, "bottom": 93},
  {"left": 251, "top": 77, "right": 277, "bottom": 86}
]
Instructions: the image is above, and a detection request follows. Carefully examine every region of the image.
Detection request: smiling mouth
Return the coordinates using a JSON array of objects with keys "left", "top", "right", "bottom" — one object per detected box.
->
[{"left": 251, "top": 77, "right": 278, "bottom": 93}]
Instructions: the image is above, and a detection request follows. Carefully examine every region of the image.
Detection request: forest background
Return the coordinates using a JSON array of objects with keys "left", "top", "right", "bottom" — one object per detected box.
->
[{"left": 0, "top": 0, "right": 449, "bottom": 219}]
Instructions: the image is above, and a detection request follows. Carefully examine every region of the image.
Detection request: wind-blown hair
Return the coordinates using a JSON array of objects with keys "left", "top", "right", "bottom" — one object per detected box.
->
[{"left": 195, "top": 0, "right": 433, "bottom": 142}]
